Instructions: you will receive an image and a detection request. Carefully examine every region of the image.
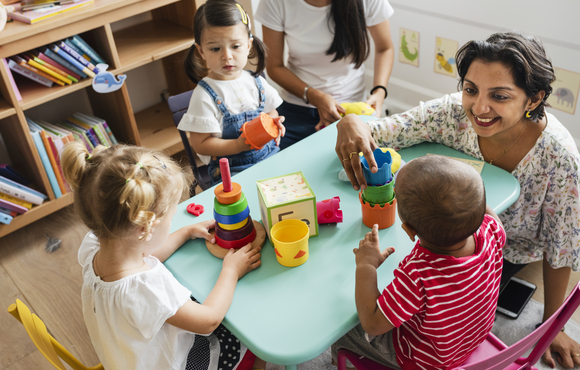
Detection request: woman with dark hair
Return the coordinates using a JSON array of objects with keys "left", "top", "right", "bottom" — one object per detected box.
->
[
  {"left": 255, "top": 0, "right": 395, "bottom": 149},
  {"left": 335, "top": 31, "right": 580, "bottom": 369}
]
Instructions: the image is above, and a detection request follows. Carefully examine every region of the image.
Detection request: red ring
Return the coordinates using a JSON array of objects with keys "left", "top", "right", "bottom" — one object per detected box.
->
[{"left": 215, "top": 228, "right": 256, "bottom": 249}]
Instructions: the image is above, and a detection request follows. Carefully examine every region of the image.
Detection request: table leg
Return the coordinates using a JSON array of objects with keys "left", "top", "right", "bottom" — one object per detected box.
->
[{"left": 285, "top": 365, "right": 297, "bottom": 370}]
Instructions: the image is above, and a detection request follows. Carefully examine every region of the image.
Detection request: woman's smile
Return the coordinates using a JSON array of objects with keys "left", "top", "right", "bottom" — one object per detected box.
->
[{"left": 473, "top": 115, "right": 500, "bottom": 127}]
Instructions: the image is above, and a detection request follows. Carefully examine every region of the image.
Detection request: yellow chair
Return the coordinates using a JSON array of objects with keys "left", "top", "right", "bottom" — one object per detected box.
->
[{"left": 8, "top": 299, "right": 103, "bottom": 370}]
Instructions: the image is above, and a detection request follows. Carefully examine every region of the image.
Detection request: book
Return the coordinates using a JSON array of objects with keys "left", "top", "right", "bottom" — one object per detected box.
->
[
  {"left": 0, "top": 192, "right": 33, "bottom": 210},
  {"left": 0, "top": 175, "right": 46, "bottom": 205},
  {"left": 58, "top": 120, "right": 94, "bottom": 151},
  {"left": 0, "top": 206, "right": 18, "bottom": 217},
  {"left": 70, "top": 35, "right": 105, "bottom": 65},
  {"left": 7, "top": 59, "right": 53, "bottom": 87},
  {"left": 49, "top": 44, "right": 95, "bottom": 78},
  {"left": 12, "top": 55, "right": 64, "bottom": 86},
  {"left": 29, "top": 54, "right": 78, "bottom": 83},
  {"left": 39, "top": 130, "right": 67, "bottom": 195},
  {"left": 35, "top": 50, "right": 81, "bottom": 80},
  {"left": 21, "top": 0, "right": 78, "bottom": 11},
  {"left": 66, "top": 117, "right": 102, "bottom": 147},
  {"left": 28, "top": 58, "right": 73, "bottom": 85},
  {"left": 75, "top": 112, "right": 118, "bottom": 145},
  {"left": 0, "top": 164, "right": 30, "bottom": 186},
  {"left": 63, "top": 38, "right": 89, "bottom": 62},
  {"left": 2, "top": 59, "right": 22, "bottom": 101},
  {"left": 0, "top": 198, "right": 29, "bottom": 214},
  {"left": 7, "top": 0, "right": 94, "bottom": 25},
  {"left": 43, "top": 47, "right": 86, "bottom": 79},
  {"left": 57, "top": 41, "right": 99, "bottom": 74},
  {"left": 0, "top": 211, "right": 13, "bottom": 225},
  {"left": 28, "top": 123, "right": 62, "bottom": 198}
]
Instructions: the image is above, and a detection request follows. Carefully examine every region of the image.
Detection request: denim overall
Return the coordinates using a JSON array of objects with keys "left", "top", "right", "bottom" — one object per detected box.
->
[{"left": 198, "top": 76, "right": 279, "bottom": 185}]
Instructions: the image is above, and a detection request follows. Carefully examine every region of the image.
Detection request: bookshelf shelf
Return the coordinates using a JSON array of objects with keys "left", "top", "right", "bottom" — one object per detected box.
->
[{"left": 0, "top": 0, "right": 199, "bottom": 239}]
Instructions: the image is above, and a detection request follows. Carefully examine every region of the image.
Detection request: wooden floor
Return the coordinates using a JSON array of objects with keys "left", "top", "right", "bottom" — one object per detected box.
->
[{"left": 1, "top": 184, "right": 580, "bottom": 368}]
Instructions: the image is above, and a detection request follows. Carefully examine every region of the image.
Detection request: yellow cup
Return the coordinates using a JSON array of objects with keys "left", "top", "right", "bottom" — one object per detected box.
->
[{"left": 271, "top": 219, "right": 310, "bottom": 267}]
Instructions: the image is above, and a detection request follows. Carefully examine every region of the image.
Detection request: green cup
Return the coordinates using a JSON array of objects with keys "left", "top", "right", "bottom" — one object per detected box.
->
[{"left": 362, "top": 179, "right": 394, "bottom": 205}]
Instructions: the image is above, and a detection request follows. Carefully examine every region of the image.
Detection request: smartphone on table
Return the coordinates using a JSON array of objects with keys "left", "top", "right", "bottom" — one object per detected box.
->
[{"left": 496, "top": 276, "right": 537, "bottom": 319}]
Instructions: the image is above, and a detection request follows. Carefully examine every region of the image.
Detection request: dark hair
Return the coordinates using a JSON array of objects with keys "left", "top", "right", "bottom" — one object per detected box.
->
[
  {"left": 456, "top": 31, "right": 555, "bottom": 122},
  {"left": 396, "top": 155, "right": 486, "bottom": 248},
  {"left": 326, "top": 0, "right": 370, "bottom": 69},
  {"left": 185, "top": 0, "right": 267, "bottom": 83}
]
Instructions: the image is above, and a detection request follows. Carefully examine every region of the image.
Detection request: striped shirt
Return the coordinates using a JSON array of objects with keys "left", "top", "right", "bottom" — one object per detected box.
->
[{"left": 378, "top": 215, "right": 506, "bottom": 370}]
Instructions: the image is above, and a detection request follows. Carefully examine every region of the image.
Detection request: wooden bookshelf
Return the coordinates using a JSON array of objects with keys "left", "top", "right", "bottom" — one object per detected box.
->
[{"left": 0, "top": 0, "right": 200, "bottom": 239}]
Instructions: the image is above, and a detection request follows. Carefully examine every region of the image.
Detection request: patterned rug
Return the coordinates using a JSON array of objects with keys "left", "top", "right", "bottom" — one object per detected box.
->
[{"left": 265, "top": 299, "right": 580, "bottom": 369}]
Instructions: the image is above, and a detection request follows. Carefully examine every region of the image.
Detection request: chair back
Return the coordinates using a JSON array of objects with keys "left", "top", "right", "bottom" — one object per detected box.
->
[
  {"left": 8, "top": 299, "right": 104, "bottom": 370},
  {"left": 167, "top": 90, "right": 212, "bottom": 195},
  {"left": 338, "top": 282, "right": 580, "bottom": 370}
]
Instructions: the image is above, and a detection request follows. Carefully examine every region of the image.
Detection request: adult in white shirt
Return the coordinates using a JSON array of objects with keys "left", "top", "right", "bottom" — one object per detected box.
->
[{"left": 255, "top": 0, "right": 395, "bottom": 149}]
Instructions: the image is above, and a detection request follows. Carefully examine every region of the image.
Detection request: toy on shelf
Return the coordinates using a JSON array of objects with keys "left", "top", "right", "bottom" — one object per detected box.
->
[
  {"left": 359, "top": 148, "right": 397, "bottom": 229},
  {"left": 239, "top": 112, "right": 279, "bottom": 150},
  {"left": 206, "top": 158, "right": 266, "bottom": 259},
  {"left": 257, "top": 171, "right": 318, "bottom": 241},
  {"left": 317, "top": 197, "right": 343, "bottom": 224},
  {"left": 271, "top": 219, "right": 310, "bottom": 267},
  {"left": 340, "top": 102, "right": 375, "bottom": 117}
]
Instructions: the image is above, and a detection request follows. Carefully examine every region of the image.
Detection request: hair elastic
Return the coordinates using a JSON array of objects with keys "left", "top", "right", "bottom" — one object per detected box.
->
[
  {"left": 236, "top": 3, "right": 248, "bottom": 25},
  {"left": 126, "top": 178, "right": 133, "bottom": 184},
  {"left": 86, "top": 154, "right": 92, "bottom": 160},
  {"left": 136, "top": 162, "right": 143, "bottom": 168}
]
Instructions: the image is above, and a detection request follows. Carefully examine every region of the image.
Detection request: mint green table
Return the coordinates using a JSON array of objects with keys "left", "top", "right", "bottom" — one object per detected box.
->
[{"left": 166, "top": 117, "right": 520, "bottom": 370}]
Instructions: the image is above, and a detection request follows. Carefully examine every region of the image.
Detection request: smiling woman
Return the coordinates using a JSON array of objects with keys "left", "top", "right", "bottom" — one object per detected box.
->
[{"left": 335, "top": 31, "right": 580, "bottom": 369}]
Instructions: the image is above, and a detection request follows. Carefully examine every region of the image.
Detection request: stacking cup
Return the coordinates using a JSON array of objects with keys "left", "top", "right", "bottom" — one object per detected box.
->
[
  {"left": 270, "top": 219, "right": 310, "bottom": 267},
  {"left": 240, "top": 113, "right": 279, "bottom": 150},
  {"left": 361, "top": 148, "right": 393, "bottom": 186}
]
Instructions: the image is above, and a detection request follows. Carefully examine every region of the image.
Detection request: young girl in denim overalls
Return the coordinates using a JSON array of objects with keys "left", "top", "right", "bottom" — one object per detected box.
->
[{"left": 178, "top": 0, "right": 285, "bottom": 185}]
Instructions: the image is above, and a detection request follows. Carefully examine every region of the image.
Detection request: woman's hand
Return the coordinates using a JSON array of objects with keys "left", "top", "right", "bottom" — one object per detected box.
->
[
  {"left": 309, "top": 89, "right": 346, "bottom": 130},
  {"left": 335, "top": 114, "right": 378, "bottom": 190},
  {"left": 223, "top": 243, "right": 262, "bottom": 280},
  {"left": 366, "top": 91, "right": 385, "bottom": 118},
  {"left": 543, "top": 331, "right": 580, "bottom": 368},
  {"left": 273, "top": 116, "right": 286, "bottom": 146}
]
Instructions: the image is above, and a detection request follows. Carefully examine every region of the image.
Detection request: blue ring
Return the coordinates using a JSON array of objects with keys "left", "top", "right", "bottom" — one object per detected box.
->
[{"left": 214, "top": 205, "right": 250, "bottom": 224}]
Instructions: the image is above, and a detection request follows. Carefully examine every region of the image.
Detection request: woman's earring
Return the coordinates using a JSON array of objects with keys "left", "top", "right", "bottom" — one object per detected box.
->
[{"left": 526, "top": 110, "right": 532, "bottom": 118}]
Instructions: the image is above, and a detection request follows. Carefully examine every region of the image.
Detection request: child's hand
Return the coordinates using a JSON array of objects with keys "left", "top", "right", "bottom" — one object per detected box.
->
[
  {"left": 353, "top": 224, "right": 395, "bottom": 269},
  {"left": 273, "top": 116, "right": 286, "bottom": 146},
  {"left": 223, "top": 243, "right": 261, "bottom": 279},
  {"left": 187, "top": 219, "right": 216, "bottom": 244},
  {"left": 236, "top": 135, "right": 252, "bottom": 153}
]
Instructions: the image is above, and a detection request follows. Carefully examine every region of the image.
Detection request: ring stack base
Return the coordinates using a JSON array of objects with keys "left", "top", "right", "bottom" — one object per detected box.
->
[{"left": 206, "top": 220, "right": 267, "bottom": 259}]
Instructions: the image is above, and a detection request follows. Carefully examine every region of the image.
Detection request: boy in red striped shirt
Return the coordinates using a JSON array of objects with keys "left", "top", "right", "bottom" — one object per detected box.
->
[{"left": 332, "top": 155, "right": 506, "bottom": 370}]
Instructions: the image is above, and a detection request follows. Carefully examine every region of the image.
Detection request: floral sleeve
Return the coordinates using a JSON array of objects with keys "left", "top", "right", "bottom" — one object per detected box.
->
[{"left": 367, "top": 93, "right": 474, "bottom": 153}]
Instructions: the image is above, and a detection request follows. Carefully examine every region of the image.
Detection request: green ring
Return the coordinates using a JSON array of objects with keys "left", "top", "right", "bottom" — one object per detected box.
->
[{"left": 214, "top": 192, "right": 248, "bottom": 216}]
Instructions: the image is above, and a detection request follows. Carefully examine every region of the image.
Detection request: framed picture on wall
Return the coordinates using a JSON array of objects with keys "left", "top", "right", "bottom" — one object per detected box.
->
[
  {"left": 399, "top": 28, "right": 419, "bottom": 67},
  {"left": 434, "top": 37, "right": 458, "bottom": 78},
  {"left": 547, "top": 67, "right": 580, "bottom": 115}
]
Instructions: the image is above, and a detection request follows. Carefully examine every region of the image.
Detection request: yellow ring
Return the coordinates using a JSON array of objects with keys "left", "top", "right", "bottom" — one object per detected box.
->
[
  {"left": 218, "top": 217, "right": 248, "bottom": 230},
  {"left": 574, "top": 353, "right": 580, "bottom": 357},
  {"left": 343, "top": 158, "right": 350, "bottom": 162},
  {"left": 349, "top": 151, "right": 358, "bottom": 160}
]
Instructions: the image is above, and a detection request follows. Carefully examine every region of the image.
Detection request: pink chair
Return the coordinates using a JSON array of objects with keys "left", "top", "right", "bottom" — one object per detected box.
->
[{"left": 337, "top": 282, "right": 580, "bottom": 370}]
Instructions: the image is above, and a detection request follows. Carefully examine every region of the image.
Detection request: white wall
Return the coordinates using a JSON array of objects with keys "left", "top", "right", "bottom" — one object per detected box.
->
[{"left": 250, "top": 0, "right": 580, "bottom": 144}]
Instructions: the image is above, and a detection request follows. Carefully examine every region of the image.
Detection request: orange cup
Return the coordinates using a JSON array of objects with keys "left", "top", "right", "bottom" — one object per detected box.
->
[
  {"left": 240, "top": 113, "right": 279, "bottom": 150},
  {"left": 359, "top": 191, "right": 397, "bottom": 229}
]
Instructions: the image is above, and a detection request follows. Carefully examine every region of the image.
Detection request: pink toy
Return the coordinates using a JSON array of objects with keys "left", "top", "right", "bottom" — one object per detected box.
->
[
  {"left": 317, "top": 197, "right": 343, "bottom": 224},
  {"left": 187, "top": 203, "right": 204, "bottom": 216}
]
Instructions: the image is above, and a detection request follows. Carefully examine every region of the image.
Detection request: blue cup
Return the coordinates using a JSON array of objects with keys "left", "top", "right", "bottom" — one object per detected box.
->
[{"left": 361, "top": 148, "right": 392, "bottom": 186}]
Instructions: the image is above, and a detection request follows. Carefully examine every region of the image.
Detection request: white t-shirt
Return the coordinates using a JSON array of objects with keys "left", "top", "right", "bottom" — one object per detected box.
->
[
  {"left": 177, "top": 71, "right": 283, "bottom": 165},
  {"left": 78, "top": 232, "right": 199, "bottom": 370},
  {"left": 255, "top": 0, "right": 394, "bottom": 107}
]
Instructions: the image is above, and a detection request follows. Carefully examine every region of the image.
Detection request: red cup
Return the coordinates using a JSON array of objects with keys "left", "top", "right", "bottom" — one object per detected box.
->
[{"left": 240, "top": 113, "right": 279, "bottom": 150}]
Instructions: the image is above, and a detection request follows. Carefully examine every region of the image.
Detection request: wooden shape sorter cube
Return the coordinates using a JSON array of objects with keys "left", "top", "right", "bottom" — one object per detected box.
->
[{"left": 256, "top": 171, "right": 318, "bottom": 241}]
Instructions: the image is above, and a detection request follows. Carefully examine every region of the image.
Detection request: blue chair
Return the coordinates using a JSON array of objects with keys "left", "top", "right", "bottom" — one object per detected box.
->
[{"left": 167, "top": 90, "right": 212, "bottom": 195}]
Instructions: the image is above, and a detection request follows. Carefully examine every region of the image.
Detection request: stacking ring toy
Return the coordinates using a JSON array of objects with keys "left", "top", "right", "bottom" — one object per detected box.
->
[
  {"left": 215, "top": 216, "right": 254, "bottom": 241},
  {"left": 215, "top": 228, "right": 257, "bottom": 249},
  {"left": 214, "top": 205, "right": 250, "bottom": 224},
  {"left": 213, "top": 192, "right": 248, "bottom": 216},
  {"left": 218, "top": 218, "right": 248, "bottom": 230},
  {"left": 214, "top": 182, "right": 242, "bottom": 204}
]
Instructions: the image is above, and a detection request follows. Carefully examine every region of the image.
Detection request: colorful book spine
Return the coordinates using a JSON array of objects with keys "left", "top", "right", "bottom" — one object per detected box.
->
[
  {"left": 33, "top": 57, "right": 78, "bottom": 83},
  {"left": 90, "top": 124, "right": 109, "bottom": 147},
  {"left": 7, "top": 59, "right": 54, "bottom": 87},
  {"left": 47, "top": 135, "right": 71, "bottom": 193},
  {"left": 31, "top": 131, "right": 62, "bottom": 198},
  {"left": 0, "top": 206, "right": 18, "bottom": 217},
  {"left": 0, "top": 176, "right": 45, "bottom": 205},
  {"left": 49, "top": 45, "right": 94, "bottom": 78},
  {"left": 43, "top": 48, "right": 86, "bottom": 79},
  {"left": 102, "top": 122, "right": 118, "bottom": 145},
  {"left": 0, "top": 198, "right": 28, "bottom": 214},
  {"left": 59, "top": 121, "right": 94, "bottom": 151},
  {"left": 37, "top": 52, "right": 81, "bottom": 80},
  {"left": 70, "top": 35, "right": 105, "bottom": 64},
  {"left": 97, "top": 123, "right": 112, "bottom": 146},
  {"left": 3, "top": 59, "right": 22, "bottom": 101},
  {"left": 0, "top": 193, "right": 33, "bottom": 209},
  {"left": 57, "top": 42, "right": 99, "bottom": 75},
  {"left": 0, "top": 210, "right": 13, "bottom": 224},
  {"left": 17, "top": 58, "right": 65, "bottom": 86},
  {"left": 28, "top": 59, "right": 73, "bottom": 85},
  {"left": 40, "top": 131, "right": 66, "bottom": 195},
  {"left": 63, "top": 38, "right": 90, "bottom": 62}
]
